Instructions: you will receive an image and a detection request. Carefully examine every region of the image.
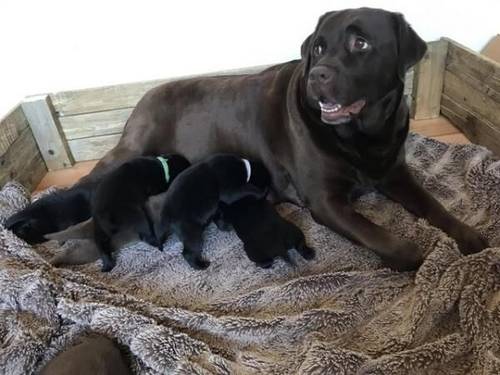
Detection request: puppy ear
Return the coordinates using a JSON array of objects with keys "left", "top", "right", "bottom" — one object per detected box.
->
[{"left": 393, "top": 12, "right": 427, "bottom": 79}]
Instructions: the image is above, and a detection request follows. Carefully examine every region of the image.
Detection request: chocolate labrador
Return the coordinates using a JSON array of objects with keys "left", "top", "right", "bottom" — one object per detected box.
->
[{"left": 6, "top": 8, "right": 487, "bottom": 270}]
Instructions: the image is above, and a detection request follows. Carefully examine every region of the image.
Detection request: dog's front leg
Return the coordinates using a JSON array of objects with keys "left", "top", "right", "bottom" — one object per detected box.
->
[
  {"left": 310, "top": 193, "right": 423, "bottom": 271},
  {"left": 378, "top": 163, "right": 488, "bottom": 254}
]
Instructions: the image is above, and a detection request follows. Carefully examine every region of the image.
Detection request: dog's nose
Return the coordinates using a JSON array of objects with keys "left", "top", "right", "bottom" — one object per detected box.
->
[{"left": 309, "top": 66, "right": 333, "bottom": 84}]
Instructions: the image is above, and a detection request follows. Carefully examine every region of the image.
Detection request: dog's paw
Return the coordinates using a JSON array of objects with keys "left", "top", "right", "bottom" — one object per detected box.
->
[
  {"left": 383, "top": 241, "right": 423, "bottom": 272},
  {"left": 452, "top": 224, "right": 488, "bottom": 255}
]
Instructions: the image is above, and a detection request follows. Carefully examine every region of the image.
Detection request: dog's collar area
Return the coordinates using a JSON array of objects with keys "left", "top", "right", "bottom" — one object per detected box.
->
[
  {"left": 242, "top": 158, "right": 251, "bottom": 182},
  {"left": 156, "top": 156, "right": 170, "bottom": 183}
]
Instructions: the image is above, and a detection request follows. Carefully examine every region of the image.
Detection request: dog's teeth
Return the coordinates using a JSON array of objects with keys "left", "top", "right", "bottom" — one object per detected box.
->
[{"left": 320, "top": 103, "right": 342, "bottom": 113}]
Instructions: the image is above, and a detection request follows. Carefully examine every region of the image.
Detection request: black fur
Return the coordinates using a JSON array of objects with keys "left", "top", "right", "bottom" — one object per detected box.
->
[
  {"left": 5, "top": 184, "right": 92, "bottom": 244},
  {"left": 158, "top": 154, "right": 271, "bottom": 270},
  {"left": 218, "top": 197, "right": 315, "bottom": 268},
  {"left": 92, "top": 155, "right": 190, "bottom": 272}
]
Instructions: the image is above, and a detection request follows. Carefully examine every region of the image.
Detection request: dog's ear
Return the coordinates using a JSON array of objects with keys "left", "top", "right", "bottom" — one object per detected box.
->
[
  {"left": 393, "top": 12, "right": 427, "bottom": 80},
  {"left": 300, "top": 12, "right": 336, "bottom": 72},
  {"left": 301, "top": 34, "right": 313, "bottom": 60}
]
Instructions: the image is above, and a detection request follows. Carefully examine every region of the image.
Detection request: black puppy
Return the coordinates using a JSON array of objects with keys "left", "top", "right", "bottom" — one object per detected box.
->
[
  {"left": 5, "top": 185, "right": 92, "bottom": 244},
  {"left": 158, "top": 154, "right": 271, "bottom": 270},
  {"left": 218, "top": 197, "right": 315, "bottom": 268},
  {"left": 93, "top": 155, "right": 190, "bottom": 272}
]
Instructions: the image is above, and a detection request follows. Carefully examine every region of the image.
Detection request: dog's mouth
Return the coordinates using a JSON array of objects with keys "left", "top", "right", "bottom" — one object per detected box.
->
[{"left": 318, "top": 99, "right": 366, "bottom": 125}]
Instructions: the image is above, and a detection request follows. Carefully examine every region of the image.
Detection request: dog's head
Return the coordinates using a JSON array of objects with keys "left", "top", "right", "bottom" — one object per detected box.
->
[{"left": 301, "top": 8, "right": 426, "bottom": 125}]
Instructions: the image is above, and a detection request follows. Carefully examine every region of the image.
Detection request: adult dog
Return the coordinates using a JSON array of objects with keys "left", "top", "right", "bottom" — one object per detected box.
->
[{"left": 6, "top": 8, "right": 487, "bottom": 270}]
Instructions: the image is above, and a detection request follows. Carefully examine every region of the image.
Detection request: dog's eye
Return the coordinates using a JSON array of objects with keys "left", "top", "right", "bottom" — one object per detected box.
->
[
  {"left": 313, "top": 42, "right": 325, "bottom": 57},
  {"left": 352, "top": 36, "right": 370, "bottom": 51}
]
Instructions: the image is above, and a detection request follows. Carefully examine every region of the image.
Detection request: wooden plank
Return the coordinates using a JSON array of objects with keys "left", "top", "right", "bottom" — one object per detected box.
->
[
  {"left": 412, "top": 39, "right": 448, "bottom": 120},
  {"left": 0, "top": 105, "right": 30, "bottom": 156},
  {"left": 50, "top": 65, "right": 272, "bottom": 117},
  {"left": 68, "top": 133, "right": 121, "bottom": 162},
  {"left": 0, "top": 127, "right": 47, "bottom": 191},
  {"left": 22, "top": 95, "right": 74, "bottom": 170},
  {"left": 60, "top": 108, "right": 132, "bottom": 140},
  {"left": 445, "top": 39, "right": 500, "bottom": 96},
  {"left": 441, "top": 94, "right": 500, "bottom": 154},
  {"left": 56, "top": 68, "right": 415, "bottom": 141},
  {"left": 443, "top": 70, "right": 500, "bottom": 130}
]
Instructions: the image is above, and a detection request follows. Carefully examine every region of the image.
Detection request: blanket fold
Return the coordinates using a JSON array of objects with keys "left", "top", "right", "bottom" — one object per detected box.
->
[{"left": 0, "top": 133, "right": 499, "bottom": 374}]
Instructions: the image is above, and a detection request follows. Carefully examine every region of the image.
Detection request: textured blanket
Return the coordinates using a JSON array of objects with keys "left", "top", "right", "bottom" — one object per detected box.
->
[{"left": 0, "top": 133, "right": 499, "bottom": 374}]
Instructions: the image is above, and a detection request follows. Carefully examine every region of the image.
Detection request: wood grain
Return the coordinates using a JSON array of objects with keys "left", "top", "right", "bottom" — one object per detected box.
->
[
  {"left": 0, "top": 127, "right": 47, "bottom": 190},
  {"left": 0, "top": 105, "right": 30, "bottom": 156},
  {"left": 443, "top": 70, "right": 499, "bottom": 131},
  {"left": 445, "top": 39, "right": 500, "bottom": 96},
  {"left": 441, "top": 94, "right": 500, "bottom": 154},
  {"left": 50, "top": 65, "right": 272, "bottom": 117},
  {"left": 60, "top": 108, "right": 132, "bottom": 140},
  {"left": 68, "top": 133, "right": 121, "bottom": 161},
  {"left": 412, "top": 39, "right": 448, "bottom": 120},
  {"left": 22, "top": 95, "right": 74, "bottom": 170}
]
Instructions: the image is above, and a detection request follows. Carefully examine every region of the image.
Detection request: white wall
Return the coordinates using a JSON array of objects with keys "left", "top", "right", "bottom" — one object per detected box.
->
[{"left": 0, "top": 0, "right": 498, "bottom": 117}]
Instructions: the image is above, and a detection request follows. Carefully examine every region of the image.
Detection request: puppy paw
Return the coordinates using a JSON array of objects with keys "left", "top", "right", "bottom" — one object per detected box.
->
[
  {"left": 298, "top": 246, "right": 316, "bottom": 260},
  {"left": 256, "top": 259, "right": 274, "bottom": 269},
  {"left": 184, "top": 253, "right": 210, "bottom": 270},
  {"left": 100, "top": 257, "right": 116, "bottom": 272},
  {"left": 193, "top": 258, "right": 210, "bottom": 270},
  {"left": 101, "top": 263, "right": 115, "bottom": 272}
]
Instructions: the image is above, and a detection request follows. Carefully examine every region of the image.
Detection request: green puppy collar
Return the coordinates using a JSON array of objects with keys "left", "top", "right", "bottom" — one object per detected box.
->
[{"left": 156, "top": 156, "right": 170, "bottom": 183}]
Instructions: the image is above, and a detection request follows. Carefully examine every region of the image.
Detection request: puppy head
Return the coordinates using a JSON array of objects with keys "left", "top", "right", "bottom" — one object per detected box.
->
[
  {"left": 5, "top": 209, "right": 52, "bottom": 244},
  {"left": 301, "top": 8, "right": 426, "bottom": 125},
  {"left": 246, "top": 160, "right": 272, "bottom": 191},
  {"left": 159, "top": 154, "right": 191, "bottom": 183}
]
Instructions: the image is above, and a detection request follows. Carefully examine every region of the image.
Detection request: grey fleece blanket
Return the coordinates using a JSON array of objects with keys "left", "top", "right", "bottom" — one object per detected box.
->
[{"left": 0, "top": 133, "right": 499, "bottom": 374}]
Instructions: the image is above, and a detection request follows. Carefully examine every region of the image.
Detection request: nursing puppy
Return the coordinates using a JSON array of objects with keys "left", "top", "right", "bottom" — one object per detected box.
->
[
  {"left": 218, "top": 197, "right": 315, "bottom": 268},
  {"left": 5, "top": 186, "right": 91, "bottom": 245},
  {"left": 158, "top": 154, "right": 271, "bottom": 270},
  {"left": 45, "top": 192, "right": 169, "bottom": 267},
  {"left": 93, "top": 155, "right": 190, "bottom": 272}
]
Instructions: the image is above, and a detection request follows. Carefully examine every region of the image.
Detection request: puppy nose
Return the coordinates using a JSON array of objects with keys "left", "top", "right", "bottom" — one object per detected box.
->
[{"left": 309, "top": 66, "right": 333, "bottom": 84}]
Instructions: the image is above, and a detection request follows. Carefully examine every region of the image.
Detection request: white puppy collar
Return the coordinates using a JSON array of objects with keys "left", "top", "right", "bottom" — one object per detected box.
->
[{"left": 242, "top": 158, "right": 251, "bottom": 182}]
